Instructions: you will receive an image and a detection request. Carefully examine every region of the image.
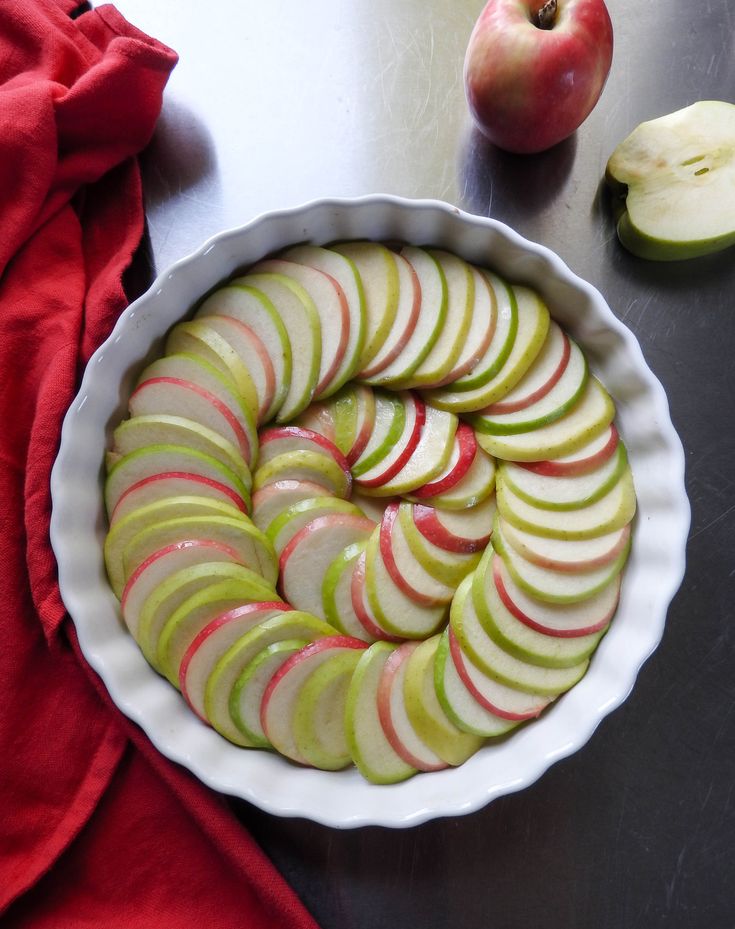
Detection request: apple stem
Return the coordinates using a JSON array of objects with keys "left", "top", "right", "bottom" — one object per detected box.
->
[{"left": 533, "top": 0, "right": 558, "bottom": 29}]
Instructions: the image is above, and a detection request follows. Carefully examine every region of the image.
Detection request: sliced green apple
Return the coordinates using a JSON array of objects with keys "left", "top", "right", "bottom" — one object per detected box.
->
[
  {"left": 266, "top": 496, "right": 365, "bottom": 555},
  {"left": 350, "top": 390, "right": 405, "bottom": 478},
  {"left": 322, "top": 540, "right": 374, "bottom": 640},
  {"left": 251, "top": 478, "right": 339, "bottom": 533},
  {"left": 499, "top": 516, "right": 631, "bottom": 573},
  {"left": 398, "top": 501, "right": 481, "bottom": 587},
  {"left": 252, "top": 449, "right": 351, "bottom": 498},
  {"left": 434, "top": 264, "right": 497, "bottom": 385},
  {"left": 110, "top": 472, "right": 248, "bottom": 526},
  {"left": 606, "top": 100, "right": 735, "bottom": 260}
]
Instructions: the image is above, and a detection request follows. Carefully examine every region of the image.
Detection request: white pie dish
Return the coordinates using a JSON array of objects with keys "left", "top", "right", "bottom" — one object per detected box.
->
[{"left": 50, "top": 195, "right": 689, "bottom": 828}]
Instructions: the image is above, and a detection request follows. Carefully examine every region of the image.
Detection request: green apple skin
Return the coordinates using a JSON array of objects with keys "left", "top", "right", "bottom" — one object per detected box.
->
[
  {"left": 398, "top": 502, "right": 481, "bottom": 587},
  {"left": 252, "top": 449, "right": 351, "bottom": 499}
]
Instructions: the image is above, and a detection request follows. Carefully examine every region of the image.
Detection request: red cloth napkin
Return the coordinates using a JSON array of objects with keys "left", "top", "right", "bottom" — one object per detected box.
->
[{"left": 0, "top": 3, "right": 320, "bottom": 927}]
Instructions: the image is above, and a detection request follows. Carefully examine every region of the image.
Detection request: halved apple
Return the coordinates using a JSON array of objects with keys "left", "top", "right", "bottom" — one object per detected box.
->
[{"left": 606, "top": 100, "right": 735, "bottom": 260}]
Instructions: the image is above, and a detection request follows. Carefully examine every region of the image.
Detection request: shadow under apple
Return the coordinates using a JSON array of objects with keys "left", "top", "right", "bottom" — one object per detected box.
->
[{"left": 459, "top": 125, "right": 577, "bottom": 222}]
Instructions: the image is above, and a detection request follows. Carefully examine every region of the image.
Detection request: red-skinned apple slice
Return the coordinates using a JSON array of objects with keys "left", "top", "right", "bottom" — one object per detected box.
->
[
  {"left": 294, "top": 400, "right": 336, "bottom": 442},
  {"left": 397, "top": 502, "right": 482, "bottom": 587},
  {"left": 110, "top": 472, "right": 248, "bottom": 525},
  {"left": 261, "top": 636, "right": 367, "bottom": 765},
  {"left": 376, "top": 641, "right": 448, "bottom": 772},
  {"left": 365, "top": 524, "right": 447, "bottom": 638},
  {"left": 410, "top": 422, "right": 477, "bottom": 500},
  {"left": 251, "top": 478, "right": 338, "bottom": 533},
  {"left": 322, "top": 540, "right": 375, "bottom": 641},
  {"left": 434, "top": 629, "right": 518, "bottom": 737},
  {"left": 257, "top": 425, "right": 350, "bottom": 476},
  {"left": 345, "top": 641, "right": 418, "bottom": 784},
  {"left": 448, "top": 626, "right": 552, "bottom": 721},
  {"left": 179, "top": 600, "right": 291, "bottom": 720},
  {"left": 518, "top": 423, "right": 620, "bottom": 477},
  {"left": 358, "top": 250, "right": 421, "bottom": 380},
  {"left": 350, "top": 549, "right": 404, "bottom": 643},
  {"left": 483, "top": 321, "right": 570, "bottom": 414},
  {"left": 433, "top": 265, "right": 497, "bottom": 386},
  {"left": 252, "top": 449, "right": 351, "bottom": 499},
  {"left": 419, "top": 441, "right": 496, "bottom": 510},
  {"left": 493, "top": 555, "right": 620, "bottom": 637},
  {"left": 266, "top": 496, "right": 365, "bottom": 556},
  {"left": 354, "top": 392, "right": 425, "bottom": 490},
  {"left": 351, "top": 390, "right": 405, "bottom": 478},
  {"left": 247, "top": 260, "right": 349, "bottom": 398},
  {"left": 499, "top": 516, "right": 631, "bottom": 572},
  {"left": 105, "top": 445, "right": 250, "bottom": 517},
  {"left": 330, "top": 384, "right": 376, "bottom": 466},
  {"left": 120, "top": 539, "right": 242, "bottom": 639},
  {"left": 473, "top": 550, "right": 607, "bottom": 668},
  {"left": 129, "top": 377, "right": 255, "bottom": 466},
  {"left": 279, "top": 513, "right": 376, "bottom": 619},
  {"left": 195, "top": 284, "right": 292, "bottom": 420},
  {"left": 380, "top": 503, "right": 454, "bottom": 606},
  {"left": 412, "top": 495, "right": 496, "bottom": 553},
  {"left": 364, "top": 247, "right": 446, "bottom": 386}
]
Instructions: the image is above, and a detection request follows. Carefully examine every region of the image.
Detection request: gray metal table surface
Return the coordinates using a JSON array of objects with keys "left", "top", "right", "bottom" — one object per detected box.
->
[{"left": 114, "top": 1, "right": 735, "bottom": 926}]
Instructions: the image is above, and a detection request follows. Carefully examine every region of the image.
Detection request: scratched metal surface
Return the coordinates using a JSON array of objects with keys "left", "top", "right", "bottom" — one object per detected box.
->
[{"left": 115, "top": 0, "right": 735, "bottom": 925}]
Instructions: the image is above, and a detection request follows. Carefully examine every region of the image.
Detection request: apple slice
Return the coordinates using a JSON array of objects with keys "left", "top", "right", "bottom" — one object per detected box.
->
[
  {"left": 257, "top": 425, "right": 350, "bottom": 475},
  {"left": 403, "top": 635, "right": 486, "bottom": 765},
  {"left": 365, "top": 524, "right": 448, "bottom": 638},
  {"left": 605, "top": 100, "right": 735, "bottom": 261},
  {"left": 499, "top": 516, "right": 631, "bottom": 572},
  {"left": 228, "top": 638, "right": 310, "bottom": 746},
  {"left": 245, "top": 261, "right": 347, "bottom": 399},
  {"left": 434, "top": 629, "right": 518, "bottom": 738},
  {"left": 279, "top": 513, "right": 376, "bottom": 618},
  {"left": 158, "top": 326, "right": 260, "bottom": 425},
  {"left": 104, "top": 444, "right": 250, "bottom": 517},
  {"left": 180, "top": 601, "right": 293, "bottom": 720},
  {"left": 358, "top": 249, "right": 421, "bottom": 380},
  {"left": 447, "top": 626, "right": 552, "bottom": 720},
  {"left": 322, "top": 540, "right": 375, "bottom": 641},
  {"left": 135, "top": 561, "right": 275, "bottom": 671},
  {"left": 409, "top": 422, "right": 477, "bottom": 501},
  {"left": 345, "top": 641, "right": 418, "bottom": 784},
  {"left": 232, "top": 271, "right": 321, "bottom": 420},
  {"left": 158, "top": 575, "right": 281, "bottom": 686},
  {"left": 450, "top": 574, "right": 589, "bottom": 695},
  {"left": 104, "top": 495, "right": 246, "bottom": 597},
  {"left": 361, "top": 404, "right": 458, "bottom": 497},
  {"left": 471, "top": 338, "right": 588, "bottom": 436},
  {"left": 279, "top": 244, "right": 366, "bottom": 385},
  {"left": 204, "top": 610, "right": 336, "bottom": 746},
  {"left": 121, "top": 539, "right": 243, "bottom": 639},
  {"left": 482, "top": 321, "right": 570, "bottom": 415},
  {"left": 376, "top": 641, "right": 448, "bottom": 772},
  {"left": 433, "top": 264, "right": 497, "bottom": 386},
  {"left": 518, "top": 423, "right": 620, "bottom": 477},
  {"left": 331, "top": 241, "right": 400, "bottom": 369},
  {"left": 293, "top": 400, "right": 336, "bottom": 442},
  {"left": 292, "top": 645, "right": 366, "bottom": 770},
  {"left": 397, "top": 501, "right": 481, "bottom": 586},
  {"left": 473, "top": 550, "right": 608, "bottom": 668},
  {"left": 425, "top": 284, "right": 549, "bottom": 412},
  {"left": 261, "top": 636, "right": 367, "bottom": 764},
  {"left": 266, "top": 496, "right": 365, "bottom": 555},
  {"left": 412, "top": 495, "right": 496, "bottom": 553},
  {"left": 121, "top": 513, "right": 278, "bottom": 597},
  {"left": 477, "top": 376, "right": 616, "bottom": 462},
  {"left": 110, "top": 472, "right": 248, "bottom": 525},
  {"left": 350, "top": 390, "right": 405, "bottom": 478},
  {"left": 129, "top": 377, "right": 256, "bottom": 467},
  {"left": 444, "top": 270, "right": 517, "bottom": 392},
  {"left": 112, "top": 416, "right": 251, "bottom": 490},
  {"left": 350, "top": 549, "right": 404, "bottom": 643},
  {"left": 400, "top": 249, "right": 474, "bottom": 388},
  {"left": 499, "top": 440, "right": 628, "bottom": 511},
  {"left": 251, "top": 478, "right": 337, "bottom": 533},
  {"left": 252, "top": 449, "right": 351, "bottom": 499},
  {"left": 353, "top": 392, "right": 425, "bottom": 490},
  {"left": 497, "top": 464, "right": 637, "bottom": 540},
  {"left": 351, "top": 490, "right": 394, "bottom": 524},
  {"left": 328, "top": 384, "right": 376, "bottom": 466},
  {"left": 196, "top": 284, "right": 292, "bottom": 421},
  {"left": 419, "top": 442, "right": 496, "bottom": 510},
  {"left": 364, "top": 246, "right": 446, "bottom": 385},
  {"left": 380, "top": 503, "right": 455, "bottom": 606},
  {"left": 167, "top": 315, "right": 275, "bottom": 424},
  {"left": 494, "top": 553, "right": 621, "bottom": 638}
]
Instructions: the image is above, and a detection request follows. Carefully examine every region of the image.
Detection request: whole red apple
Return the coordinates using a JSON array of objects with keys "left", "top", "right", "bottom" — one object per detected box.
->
[{"left": 464, "top": 0, "right": 613, "bottom": 154}]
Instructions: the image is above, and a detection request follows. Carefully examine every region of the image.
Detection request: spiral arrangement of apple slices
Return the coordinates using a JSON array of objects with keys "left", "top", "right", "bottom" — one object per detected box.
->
[{"left": 103, "top": 240, "right": 636, "bottom": 782}]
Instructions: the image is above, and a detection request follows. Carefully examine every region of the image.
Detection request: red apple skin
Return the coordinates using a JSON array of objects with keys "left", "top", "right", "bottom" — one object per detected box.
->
[
  {"left": 413, "top": 504, "right": 491, "bottom": 554},
  {"left": 411, "top": 423, "right": 477, "bottom": 500},
  {"left": 517, "top": 423, "right": 619, "bottom": 476},
  {"left": 464, "top": 0, "right": 614, "bottom": 154}
]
